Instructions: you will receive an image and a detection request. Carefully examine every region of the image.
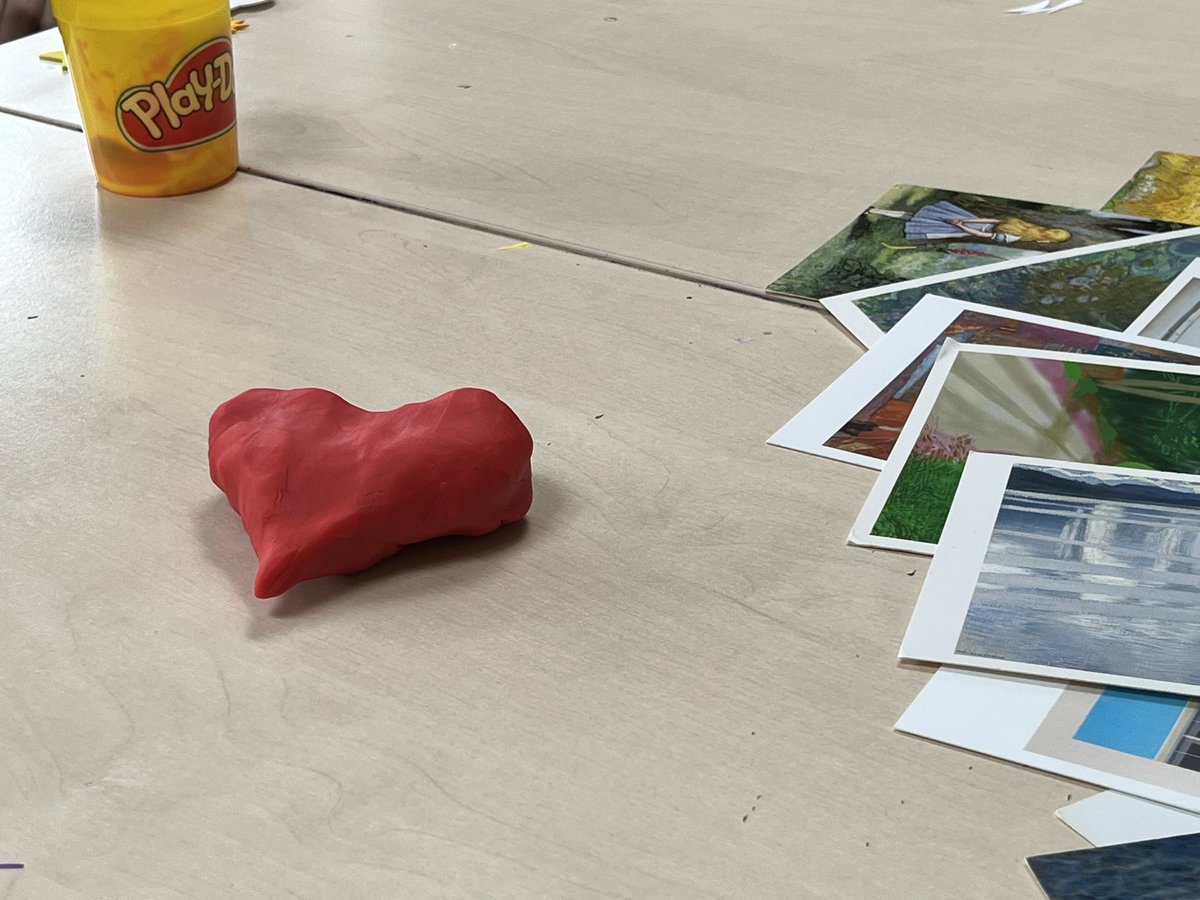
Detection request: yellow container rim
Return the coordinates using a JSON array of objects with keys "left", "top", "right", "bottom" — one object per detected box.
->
[{"left": 51, "top": 0, "right": 225, "bottom": 30}]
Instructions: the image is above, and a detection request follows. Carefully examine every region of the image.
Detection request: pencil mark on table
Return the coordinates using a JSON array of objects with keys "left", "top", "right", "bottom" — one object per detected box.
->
[
  {"left": 740, "top": 793, "right": 763, "bottom": 823},
  {"left": 213, "top": 657, "right": 233, "bottom": 727}
]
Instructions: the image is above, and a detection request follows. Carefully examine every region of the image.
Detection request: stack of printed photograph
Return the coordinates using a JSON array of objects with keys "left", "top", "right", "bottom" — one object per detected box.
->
[{"left": 767, "top": 151, "right": 1200, "bottom": 897}]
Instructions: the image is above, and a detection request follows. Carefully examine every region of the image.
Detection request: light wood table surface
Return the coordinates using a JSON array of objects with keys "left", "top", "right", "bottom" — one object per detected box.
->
[
  {"left": 0, "top": 113, "right": 1090, "bottom": 898},
  {"left": 3, "top": 0, "right": 1199, "bottom": 292}
]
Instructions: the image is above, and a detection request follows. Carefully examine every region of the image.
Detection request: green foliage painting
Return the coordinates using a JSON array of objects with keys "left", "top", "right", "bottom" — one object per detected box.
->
[
  {"left": 767, "top": 184, "right": 1185, "bottom": 301},
  {"left": 853, "top": 233, "right": 1200, "bottom": 336},
  {"left": 1070, "top": 365, "right": 1200, "bottom": 471},
  {"left": 872, "top": 455, "right": 965, "bottom": 544},
  {"left": 871, "top": 350, "right": 1200, "bottom": 546}
]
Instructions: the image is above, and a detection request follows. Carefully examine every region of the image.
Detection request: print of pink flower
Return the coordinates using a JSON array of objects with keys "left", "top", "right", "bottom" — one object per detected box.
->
[{"left": 914, "top": 421, "right": 975, "bottom": 461}]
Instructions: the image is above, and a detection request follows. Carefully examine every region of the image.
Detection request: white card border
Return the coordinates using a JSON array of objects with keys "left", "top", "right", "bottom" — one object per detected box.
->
[
  {"left": 768, "top": 296, "right": 1200, "bottom": 470},
  {"left": 1126, "top": 257, "right": 1200, "bottom": 339},
  {"left": 896, "top": 667, "right": 1200, "bottom": 815},
  {"left": 1057, "top": 791, "right": 1200, "bottom": 847},
  {"left": 899, "top": 455, "right": 1200, "bottom": 695}
]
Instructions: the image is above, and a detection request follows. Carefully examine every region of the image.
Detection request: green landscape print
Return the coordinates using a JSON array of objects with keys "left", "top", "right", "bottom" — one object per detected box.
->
[
  {"left": 852, "top": 232, "right": 1200, "bottom": 336},
  {"left": 872, "top": 350, "right": 1200, "bottom": 545},
  {"left": 768, "top": 184, "right": 1185, "bottom": 301}
]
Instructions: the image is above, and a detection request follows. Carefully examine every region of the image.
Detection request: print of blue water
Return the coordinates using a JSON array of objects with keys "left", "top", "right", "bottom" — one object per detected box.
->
[
  {"left": 1029, "top": 832, "right": 1200, "bottom": 899},
  {"left": 1073, "top": 687, "right": 1190, "bottom": 757},
  {"left": 956, "top": 491, "right": 1200, "bottom": 684}
]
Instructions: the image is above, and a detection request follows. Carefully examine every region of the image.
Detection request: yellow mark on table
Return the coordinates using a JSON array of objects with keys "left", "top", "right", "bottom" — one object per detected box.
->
[
  {"left": 495, "top": 241, "right": 533, "bottom": 251},
  {"left": 38, "top": 50, "right": 68, "bottom": 71},
  {"left": 231, "top": 18, "right": 250, "bottom": 32}
]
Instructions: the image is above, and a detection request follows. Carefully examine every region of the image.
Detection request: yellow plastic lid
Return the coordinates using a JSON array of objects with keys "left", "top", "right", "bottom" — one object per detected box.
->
[{"left": 51, "top": 0, "right": 224, "bottom": 29}]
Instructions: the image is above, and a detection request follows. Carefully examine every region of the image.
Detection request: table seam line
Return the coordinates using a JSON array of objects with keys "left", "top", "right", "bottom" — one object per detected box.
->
[{"left": 0, "top": 104, "right": 823, "bottom": 313}]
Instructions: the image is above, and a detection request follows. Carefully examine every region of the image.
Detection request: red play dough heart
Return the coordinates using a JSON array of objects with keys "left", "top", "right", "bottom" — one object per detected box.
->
[{"left": 209, "top": 387, "right": 533, "bottom": 598}]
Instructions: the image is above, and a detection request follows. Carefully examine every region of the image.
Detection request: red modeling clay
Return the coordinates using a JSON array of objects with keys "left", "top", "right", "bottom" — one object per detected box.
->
[{"left": 209, "top": 387, "right": 533, "bottom": 598}]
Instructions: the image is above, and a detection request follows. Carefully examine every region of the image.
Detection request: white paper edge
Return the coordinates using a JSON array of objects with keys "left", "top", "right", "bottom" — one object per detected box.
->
[
  {"left": 1126, "top": 258, "right": 1200, "bottom": 336},
  {"left": 819, "top": 227, "right": 1200, "bottom": 348},
  {"left": 1008, "top": 0, "right": 1050, "bottom": 11},
  {"left": 1057, "top": 791, "right": 1200, "bottom": 847},
  {"left": 847, "top": 338, "right": 967, "bottom": 555},
  {"left": 898, "top": 453, "right": 1013, "bottom": 652},
  {"left": 896, "top": 667, "right": 1200, "bottom": 814},
  {"left": 1045, "top": 0, "right": 1084, "bottom": 13},
  {"left": 847, "top": 342, "right": 1200, "bottom": 555},
  {"left": 819, "top": 291, "right": 891, "bottom": 348},
  {"left": 767, "top": 296, "right": 1200, "bottom": 468},
  {"left": 767, "top": 296, "right": 961, "bottom": 468},
  {"left": 900, "top": 456, "right": 1200, "bottom": 695}
]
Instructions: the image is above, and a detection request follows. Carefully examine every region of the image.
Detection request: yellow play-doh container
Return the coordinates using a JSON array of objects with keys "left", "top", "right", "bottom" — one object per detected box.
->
[{"left": 53, "top": 0, "right": 239, "bottom": 196}]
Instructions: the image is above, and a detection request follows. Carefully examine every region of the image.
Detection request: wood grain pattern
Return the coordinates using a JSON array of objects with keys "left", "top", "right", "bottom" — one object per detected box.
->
[
  {"left": 0, "top": 114, "right": 1089, "bottom": 899},
  {"left": 2, "top": 0, "right": 1198, "bottom": 290}
]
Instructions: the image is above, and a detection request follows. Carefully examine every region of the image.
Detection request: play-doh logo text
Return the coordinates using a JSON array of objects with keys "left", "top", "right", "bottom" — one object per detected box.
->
[{"left": 116, "top": 38, "right": 236, "bottom": 151}]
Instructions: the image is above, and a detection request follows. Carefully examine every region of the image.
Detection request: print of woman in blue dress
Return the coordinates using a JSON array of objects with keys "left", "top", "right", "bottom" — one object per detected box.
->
[{"left": 868, "top": 200, "right": 1072, "bottom": 245}]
